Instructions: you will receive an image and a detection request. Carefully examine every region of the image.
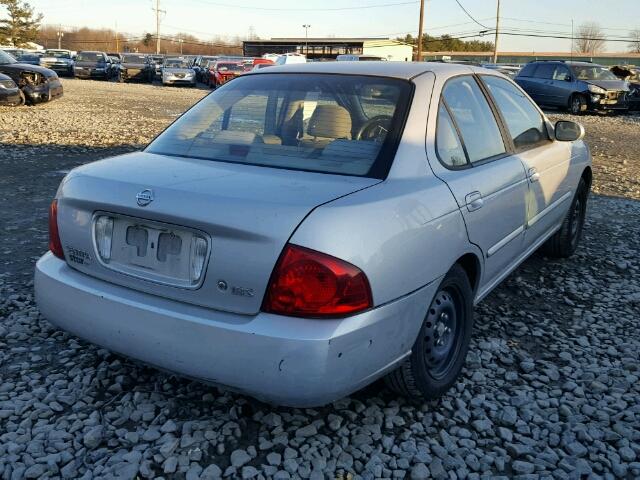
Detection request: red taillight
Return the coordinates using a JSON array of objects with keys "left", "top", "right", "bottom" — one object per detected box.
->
[
  {"left": 48, "top": 200, "right": 64, "bottom": 259},
  {"left": 262, "top": 244, "right": 373, "bottom": 318}
]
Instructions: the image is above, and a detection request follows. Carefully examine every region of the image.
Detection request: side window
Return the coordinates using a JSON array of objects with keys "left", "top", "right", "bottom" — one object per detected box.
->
[
  {"left": 552, "top": 66, "right": 571, "bottom": 81},
  {"left": 482, "top": 76, "right": 549, "bottom": 151},
  {"left": 518, "top": 63, "right": 536, "bottom": 77},
  {"left": 441, "top": 76, "right": 505, "bottom": 163},
  {"left": 534, "top": 64, "right": 556, "bottom": 79},
  {"left": 436, "top": 103, "right": 467, "bottom": 168}
]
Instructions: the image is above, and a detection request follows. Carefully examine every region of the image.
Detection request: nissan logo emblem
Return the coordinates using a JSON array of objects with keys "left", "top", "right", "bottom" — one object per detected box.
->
[{"left": 136, "top": 189, "right": 154, "bottom": 207}]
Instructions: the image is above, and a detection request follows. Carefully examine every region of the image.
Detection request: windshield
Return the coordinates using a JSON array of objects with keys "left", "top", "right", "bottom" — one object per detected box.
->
[
  {"left": 45, "top": 50, "right": 71, "bottom": 59},
  {"left": 77, "top": 52, "right": 102, "bottom": 62},
  {"left": 165, "top": 59, "right": 189, "bottom": 68},
  {"left": 217, "top": 63, "right": 243, "bottom": 72},
  {"left": 571, "top": 65, "right": 619, "bottom": 81},
  {"left": 146, "top": 73, "right": 411, "bottom": 178},
  {"left": 123, "top": 55, "right": 147, "bottom": 63},
  {"left": 0, "top": 50, "right": 17, "bottom": 64}
]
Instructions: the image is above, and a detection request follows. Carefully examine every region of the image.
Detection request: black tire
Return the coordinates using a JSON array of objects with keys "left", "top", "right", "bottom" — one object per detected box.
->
[
  {"left": 569, "top": 93, "right": 587, "bottom": 115},
  {"left": 385, "top": 264, "right": 474, "bottom": 400},
  {"left": 542, "top": 177, "right": 589, "bottom": 258}
]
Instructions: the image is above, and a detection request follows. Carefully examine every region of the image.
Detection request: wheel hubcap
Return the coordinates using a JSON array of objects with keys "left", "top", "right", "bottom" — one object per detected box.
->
[{"left": 423, "top": 290, "right": 461, "bottom": 378}]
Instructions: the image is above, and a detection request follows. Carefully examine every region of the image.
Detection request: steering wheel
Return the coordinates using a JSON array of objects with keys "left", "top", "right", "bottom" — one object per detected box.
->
[{"left": 355, "top": 115, "right": 393, "bottom": 141}]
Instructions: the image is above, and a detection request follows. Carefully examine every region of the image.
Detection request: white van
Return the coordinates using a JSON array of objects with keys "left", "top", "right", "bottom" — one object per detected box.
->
[
  {"left": 336, "top": 54, "right": 386, "bottom": 61},
  {"left": 275, "top": 53, "right": 307, "bottom": 65}
]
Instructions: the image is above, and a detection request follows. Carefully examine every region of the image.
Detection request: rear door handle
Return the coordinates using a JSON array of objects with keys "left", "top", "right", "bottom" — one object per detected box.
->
[
  {"left": 528, "top": 168, "right": 540, "bottom": 182},
  {"left": 465, "top": 191, "right": 484, "bottom": 212}
]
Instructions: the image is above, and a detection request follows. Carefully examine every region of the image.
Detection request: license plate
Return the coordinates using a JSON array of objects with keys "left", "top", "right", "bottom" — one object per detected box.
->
[{"left": 95, "top": 214, "right": 210, "bottom": 288}]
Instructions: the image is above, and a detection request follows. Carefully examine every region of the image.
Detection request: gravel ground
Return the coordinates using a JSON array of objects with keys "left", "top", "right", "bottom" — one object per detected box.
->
[{"left": 1, "top": 79, "right": 639, "bottom": 480}]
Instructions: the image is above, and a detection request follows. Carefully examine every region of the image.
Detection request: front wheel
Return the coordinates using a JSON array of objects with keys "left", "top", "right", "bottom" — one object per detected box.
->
[
  {"left": 385, "top": 264, "right": 474, "bottom": 400},
  {"left": 569, "top": 94, "right": 587, "bottom": 115},
  {"left": 541, "top": 177, "right": 588, "bottom": 258}
]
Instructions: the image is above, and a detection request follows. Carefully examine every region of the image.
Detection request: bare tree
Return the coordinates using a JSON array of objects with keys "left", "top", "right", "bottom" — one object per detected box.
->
[
  {"left": 629, "top": 28, "right": 640, "bottom": 54},
  {"left": 573, "top": 22, "right": 606, "bottom": 54}
]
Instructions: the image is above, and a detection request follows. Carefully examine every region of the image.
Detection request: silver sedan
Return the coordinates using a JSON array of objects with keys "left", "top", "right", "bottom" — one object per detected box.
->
[{"left": 35, "top": 62, "right": 591, "bottom": 406}]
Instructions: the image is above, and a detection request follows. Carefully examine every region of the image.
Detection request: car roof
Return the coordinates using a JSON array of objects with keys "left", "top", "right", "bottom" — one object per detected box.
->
[{"left": 249, "top": 61, "right": 479, "bottom": 80}]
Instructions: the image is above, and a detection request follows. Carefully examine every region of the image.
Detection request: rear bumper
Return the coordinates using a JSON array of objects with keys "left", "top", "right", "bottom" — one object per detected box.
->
[{"left": 35, "top": 253, "right": 435, "bottom": 406}]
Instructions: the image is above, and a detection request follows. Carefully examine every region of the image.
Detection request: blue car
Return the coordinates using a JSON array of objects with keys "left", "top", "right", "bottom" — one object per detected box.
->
[{"left": 515, "top": 60, "right": 629, "bottom": 114}]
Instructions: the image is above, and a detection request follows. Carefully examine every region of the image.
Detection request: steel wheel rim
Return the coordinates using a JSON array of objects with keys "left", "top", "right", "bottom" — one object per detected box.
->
[
  {"left": 571, "top": 97, "right": 581, "bottom": 114},
  {"left": 422, "top": 287, "right": 464, "bottom": 379}
]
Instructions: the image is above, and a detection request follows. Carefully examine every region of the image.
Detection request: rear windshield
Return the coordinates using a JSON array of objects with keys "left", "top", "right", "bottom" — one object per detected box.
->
[
  {"left": 147, "top": 73, "right": 411, "bottom": 178},
  {"left": 45, "top": 51, "right": 71, "bottom": 58},
  {"left": 77, "top": 53, "right": 102, "bottom": 62},
  {"left": 123, "top": 55, "right": 147, "bottom": 63},
  {"left": 217, "top": 63, "right": 243, "bottom": 72}
]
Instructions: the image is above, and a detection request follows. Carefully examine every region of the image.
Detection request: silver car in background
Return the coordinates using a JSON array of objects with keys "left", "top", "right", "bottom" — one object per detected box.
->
[
  {"left": 35, "top": 62, "right": 592, "bottom": 406},
  {"left": 161, "top": 57, "right": 196, "bottom": 87}
]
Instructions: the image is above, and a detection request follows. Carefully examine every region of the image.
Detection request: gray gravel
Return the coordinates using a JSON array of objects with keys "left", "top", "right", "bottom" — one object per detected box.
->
[{"left": 1, "top": 79, "right": 640, "bottom": 479}]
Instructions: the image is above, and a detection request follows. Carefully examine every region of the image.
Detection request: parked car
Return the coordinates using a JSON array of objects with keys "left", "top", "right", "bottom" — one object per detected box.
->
[
  {"left": 515, "top": 60, "right": 629, "bottom": 114},
  {"left": 0, "top": 72, "right": 24, "bottom": 106},
  {"left": 0, "top": 49, "right": 63, "bottom": 104},
  {"left": 15, "top": 53, "right": 42, "bottom": 65},
  {"left": 40, "top": 49, "right": 75, "bottom": 77},
  {"left": 35, "top": 62, "right": 592, "bottom": 407},
  {"left": 261, "top": 53, "right": 280, "bottom": 62},
  {"left": 150, "top": 55, "right": 164, "bottom": 76},
  {"left": 115, "top": 53, "right": 154, "bottom": 83},
  {"left": 209, "top": 61, "right": 244, "bottom": 88},
  {"left": 610, "top": 65, "right": 640, "bottom": 111},
  {"left": 480, "top": 63, "right": 521, "bottom": 79},
  {"left": 275, "top": 53, "right": 307, "bottom": 65},
  {"left": 193, "top": 55, "right": 218, "bottom": 82},
  {"left": 251, "top": 63, "right": 274, "bottom": 71},
  {"left": 74, "top": 51, "right": 114, "bottom": 80},
  {"left": 161, "top": 57, "right": 196, "bottom": 86},
  {"left": 336, "top": 54, "right": 386, "bottom": 61}
]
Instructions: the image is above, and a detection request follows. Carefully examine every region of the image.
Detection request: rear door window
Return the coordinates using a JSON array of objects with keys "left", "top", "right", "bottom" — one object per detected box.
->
[
  {"left": 436, "top": 103, "right": 467, "bottom": 168},
  {"left": 441, "top": 76, "right": 506, "bottom": 163},
  {"left": 534, "top": 64, "right": 556, "bottom": 79}
]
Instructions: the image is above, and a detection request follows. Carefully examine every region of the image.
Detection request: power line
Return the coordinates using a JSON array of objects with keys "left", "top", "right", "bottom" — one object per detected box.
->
[{"left": 452, "top": 0, "right": 490, "bottom": 30}]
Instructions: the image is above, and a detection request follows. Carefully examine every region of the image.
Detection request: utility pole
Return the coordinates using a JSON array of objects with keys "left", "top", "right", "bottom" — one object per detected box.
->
[
  {"left": 179, "top": 38, "right": 184, "bottom": 55},
  {"left": 56, "top": 25, "right": 64, "bottom": 49},
  {"left": 152, "top": 0, "right": 165, "bottom": 55},
  {"left": 302, "top": 24, "right": 311, "bottom": 56},
  {"left": 492, "top": 0, "right": 500, "bottom": 64},
  {"left": 416, "top": 0, "right": 425, "bottom": 61},
  {"left": 115, "top": 22, "right": 119, "bottom": 53}
]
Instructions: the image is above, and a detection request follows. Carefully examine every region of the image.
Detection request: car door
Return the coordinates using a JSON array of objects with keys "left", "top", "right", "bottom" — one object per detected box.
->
[
  {"left": 428, "top": 75, "right": 529, "bottom": 290},
  {"left": 480, "top": 75, "right": 574, "bottom": 249},
  {"left": 549, "top": 64, "right": 574, "bottom": 107},
  {"left": 531, "top": 63, "right": 558, "bottom": 106}
]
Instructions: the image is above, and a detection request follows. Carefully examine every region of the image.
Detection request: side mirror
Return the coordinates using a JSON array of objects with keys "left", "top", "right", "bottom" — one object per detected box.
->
[
  {"left": 555, "top": 121, "right": 584, "bottom": 142},
  {"left": 564, "top": 76, "right": 572, "bottom": 82}
]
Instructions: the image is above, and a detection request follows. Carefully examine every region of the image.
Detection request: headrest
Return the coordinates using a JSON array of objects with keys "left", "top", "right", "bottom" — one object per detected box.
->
[{"left": 307, "top": 105, "right": 352, "bottom": 139}]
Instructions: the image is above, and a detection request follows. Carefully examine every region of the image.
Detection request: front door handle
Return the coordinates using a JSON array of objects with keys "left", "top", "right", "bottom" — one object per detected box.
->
[
  {"left": 465, "top": 191, "right": 484, "bottom": 212},
  {"left": 528, "top": 168, "right": 540, "bottom": 183}
]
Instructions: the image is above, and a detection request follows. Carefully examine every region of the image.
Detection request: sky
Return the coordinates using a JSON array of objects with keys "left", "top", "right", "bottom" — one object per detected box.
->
[{"left": 21, "top": 0, "right": 640, "bottom": 52}]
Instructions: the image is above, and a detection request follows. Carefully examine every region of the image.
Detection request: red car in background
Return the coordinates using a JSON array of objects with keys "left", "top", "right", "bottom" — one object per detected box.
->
[{"left": 209, "top": 62, "right": 244, "bottom": 88}]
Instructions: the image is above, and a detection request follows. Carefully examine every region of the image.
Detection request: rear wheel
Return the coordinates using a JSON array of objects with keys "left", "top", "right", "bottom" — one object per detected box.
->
[
  {"left": 385, "top": 264, "right": 473, "bottom": 400},
  {"left": 542, "top": 177, "right": 588, "bottom": 258},
  {"left": 569, "top": 94, "right": 587, "bottom": 115}
]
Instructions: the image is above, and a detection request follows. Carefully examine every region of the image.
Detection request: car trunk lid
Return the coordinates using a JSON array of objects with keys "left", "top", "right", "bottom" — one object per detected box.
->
[{"left": 56, "top": 151, "right": 379, "bottom": 315}]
